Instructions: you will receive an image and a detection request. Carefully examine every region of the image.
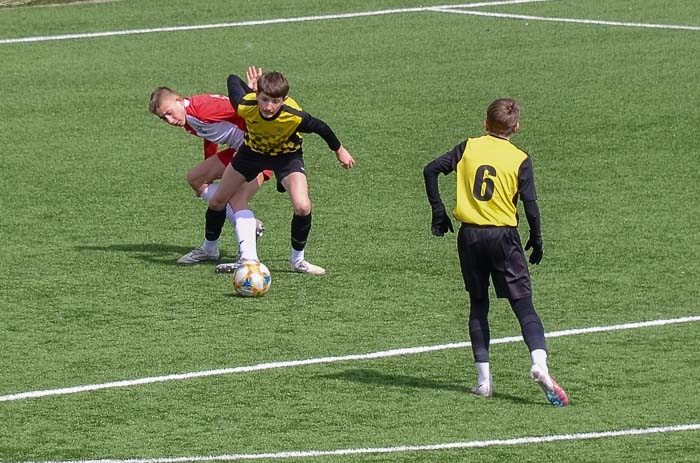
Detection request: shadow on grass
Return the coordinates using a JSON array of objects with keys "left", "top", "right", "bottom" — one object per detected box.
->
[
  {"left": 320, "top": 368, "right": 469, "bottom": 393},
  {"left": 74, "top": 243, "right": 205, "bottom": 266},
  {"left": 75, "top": 244, "right": 295, "bottom": 272},
  {"left": 321, "top": 368, "right": 538, "bottom": 404}
]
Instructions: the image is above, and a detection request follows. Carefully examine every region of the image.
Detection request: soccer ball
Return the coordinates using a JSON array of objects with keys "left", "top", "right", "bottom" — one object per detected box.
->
[{"left": 233, "top": 261, "right": 271, "bottom": 297}]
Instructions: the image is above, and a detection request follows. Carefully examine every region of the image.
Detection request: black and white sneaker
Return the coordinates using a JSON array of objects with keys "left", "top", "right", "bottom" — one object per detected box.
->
[{"left": 214, "top": 260, "right": 243, "bottom": 274}]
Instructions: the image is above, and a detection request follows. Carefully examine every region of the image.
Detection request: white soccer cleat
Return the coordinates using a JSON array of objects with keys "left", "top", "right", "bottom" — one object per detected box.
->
[
  {"left": 291, "top": 259, "right": 326, "bottom": 276},
  {"left": 471, "top": 375, "right": 493, "bottom": 397},
  {"left": 530, "top": 364, "right": 569, "bottom": 406},
  {"left": 176, "top": 247, "right": 219, "bottom": 264}
]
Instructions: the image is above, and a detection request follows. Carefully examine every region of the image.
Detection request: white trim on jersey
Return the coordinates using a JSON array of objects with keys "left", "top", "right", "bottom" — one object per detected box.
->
[{"left": 185, "top": 114, "right": 245, "bottom": 149}]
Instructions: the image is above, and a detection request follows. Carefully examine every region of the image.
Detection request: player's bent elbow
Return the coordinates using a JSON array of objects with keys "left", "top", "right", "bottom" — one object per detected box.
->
[{"left": 423, "top": 163, "right": 437, "bottom": 179}]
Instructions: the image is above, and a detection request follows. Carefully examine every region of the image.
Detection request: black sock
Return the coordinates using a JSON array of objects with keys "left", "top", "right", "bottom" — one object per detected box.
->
[
  {"left": 205, "top": 207, "right": 227, "bottom": 242},
  {"left": 291, "top": 213, "right": 312, "bottom": 251}
]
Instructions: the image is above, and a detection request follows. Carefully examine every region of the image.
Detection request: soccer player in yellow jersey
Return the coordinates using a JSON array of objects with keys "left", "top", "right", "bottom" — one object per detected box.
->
[
  {"left": 206, "top": 67, "right": 355, "bottom": 276},
  {"left": 423, "top": 99, "right": 568, "bottom": 406}
]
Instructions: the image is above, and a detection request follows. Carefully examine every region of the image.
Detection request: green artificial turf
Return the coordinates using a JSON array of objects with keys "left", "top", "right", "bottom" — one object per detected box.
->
[{"left": 0, "top": 0, "right": 698, "bottom": 462}]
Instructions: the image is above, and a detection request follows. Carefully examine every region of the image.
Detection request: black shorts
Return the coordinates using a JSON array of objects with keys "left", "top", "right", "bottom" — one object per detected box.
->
[
  {"left": 231, "top": 147, "right": 306, "bottom": 183},
  {"left": 457, "top": 224, "right": 532, "bottom": 300}
]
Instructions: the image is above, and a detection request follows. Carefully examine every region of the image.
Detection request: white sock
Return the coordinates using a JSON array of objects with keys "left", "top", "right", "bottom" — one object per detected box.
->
[
  {"left": 234, "top": 209, "right": 258, "bottom": 261},
  {"left": 476, "top": 362, "right": 491, "bottom": 385},
  {"left": 201, "top": 239, "right": 218, "bottom": 255},
  {"left": 200, "top": 183, "right": 217, "bottom": 202},
  {"left": 225, "top": 204, "right": 236, "bottom": 227},
  {"left": 530, "top": 349, "right": 549, "bottom": 373},
  {"left": 291, "top": 249, "right": 305, "bottom": 265}
]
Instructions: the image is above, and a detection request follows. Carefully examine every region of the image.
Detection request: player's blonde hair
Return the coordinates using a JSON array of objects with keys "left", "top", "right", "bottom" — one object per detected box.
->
[
  {"left": 148, "top": 87, "right": 178, "bottom": 114},
  {"left": 486, "top": 98, "right": 521, "bottom": 137},
  {"left": 257, "top": 72, "right": 289, "bottom": 98}
]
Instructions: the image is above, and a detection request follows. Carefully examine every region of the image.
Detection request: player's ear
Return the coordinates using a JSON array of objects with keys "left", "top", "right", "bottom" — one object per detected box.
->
[{"left": 514, "top": 122, "right": 520, "bottom": 133}]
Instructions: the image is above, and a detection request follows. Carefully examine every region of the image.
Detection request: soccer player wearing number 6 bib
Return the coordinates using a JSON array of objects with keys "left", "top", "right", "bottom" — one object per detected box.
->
[{"left": 423, "top": 99, "right": 568, "bottom": 406}]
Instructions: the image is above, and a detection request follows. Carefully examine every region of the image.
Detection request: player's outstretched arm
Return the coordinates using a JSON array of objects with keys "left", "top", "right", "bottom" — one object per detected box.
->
[{"left": 298, "top": 113, "right": 355, "bottom": 168}]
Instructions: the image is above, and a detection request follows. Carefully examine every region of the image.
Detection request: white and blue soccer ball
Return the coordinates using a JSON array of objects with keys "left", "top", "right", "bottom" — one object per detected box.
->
[{"left": 233, "top": 261, "right": 271, "bottom": 297}]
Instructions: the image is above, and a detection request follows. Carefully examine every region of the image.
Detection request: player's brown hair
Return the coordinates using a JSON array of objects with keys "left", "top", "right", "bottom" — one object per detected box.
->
[
  {"left": 486, "top": 98, "right": 521, "bottom": 137},
  {"left": 148, "top": 87, "right": 178, "bottom": 114},
  {"left": 257, "top": 72, "right": 289, "bottom": 98}
]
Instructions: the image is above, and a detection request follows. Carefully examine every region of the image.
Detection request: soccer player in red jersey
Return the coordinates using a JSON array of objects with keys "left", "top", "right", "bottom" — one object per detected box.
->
[{"left": 149, "top": 88, "right": 271, "bottom": 266}]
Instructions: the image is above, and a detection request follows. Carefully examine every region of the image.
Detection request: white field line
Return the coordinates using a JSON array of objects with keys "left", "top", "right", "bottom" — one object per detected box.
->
[
  {"left": 0, "top": 1, "right": 554, "bottom": 44},
  {"left": 431, "top": 7, "right": 700, "bottom": 31},
  {"left": 0, "top": 0, "right": 120, "bottom": 8},
  {"left": 15, "top": 424, "right": 700, "bottom": 463},
  {"left": 1, "top": 315, "right": 698, "bottom": 403},
  {"left": 2, "top": 0, "right": 697, "bottom": 45}
]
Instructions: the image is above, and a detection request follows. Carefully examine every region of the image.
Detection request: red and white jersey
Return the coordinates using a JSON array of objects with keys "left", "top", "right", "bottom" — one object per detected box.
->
[{"left": 184, "top": 94, "right": 246, "bottom": 157}]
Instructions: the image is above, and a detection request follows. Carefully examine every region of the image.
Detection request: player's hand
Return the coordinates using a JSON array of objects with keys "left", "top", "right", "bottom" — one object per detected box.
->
[
  {"left": 336, "top": 146, "right": 355, "bottom": 169},
  {"left": 246, "top": 66, "right": 263, "bottom": 91},
  {"left": 525, "top": 234, "right": 543, "bottom": 264},
  {"left": 431, "top": 206, "right": 454, "bottom": 236}
]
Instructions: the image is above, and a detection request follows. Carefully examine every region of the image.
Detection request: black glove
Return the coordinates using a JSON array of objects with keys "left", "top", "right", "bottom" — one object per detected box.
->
[
  {"left": 525, "top": 234, "right": 543, "bottom": 265},
  {"left": 431, "top": 206, "right": 454, "bottom": 237}
]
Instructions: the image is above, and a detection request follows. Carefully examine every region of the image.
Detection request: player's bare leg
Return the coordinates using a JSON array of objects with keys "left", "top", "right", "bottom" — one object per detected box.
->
[
  {"left": 177, "top": 157, "right": 230, "bottom": 264},
  {"left": 210, "top": 164, "right": 247, "bottom": 210},
  {"left": 283, "top": 172, "right": 325, "bottom": 276},
  {"left": 215, "top": 173, "right": 266, "bottom": 274},
  {"left": 195, "top": 165, "right": 246, "bottom": 265},
  {"left": 187, "top": 155, "right": 226, "bottom": 195},
  {"left": 179, "top": 156, "right": 242, "bottom": 264}
]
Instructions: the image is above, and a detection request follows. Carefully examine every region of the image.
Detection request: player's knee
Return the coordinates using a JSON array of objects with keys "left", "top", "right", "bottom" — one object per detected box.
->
[
  {"left": 293, "top": 201, "right": 311, "bottom": 216},
  {"left": 186, "top": 170, "right": 201, "bottom": 190},
  {"left": 209, "top": 197, "right": 227, "bottom": 211}
]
